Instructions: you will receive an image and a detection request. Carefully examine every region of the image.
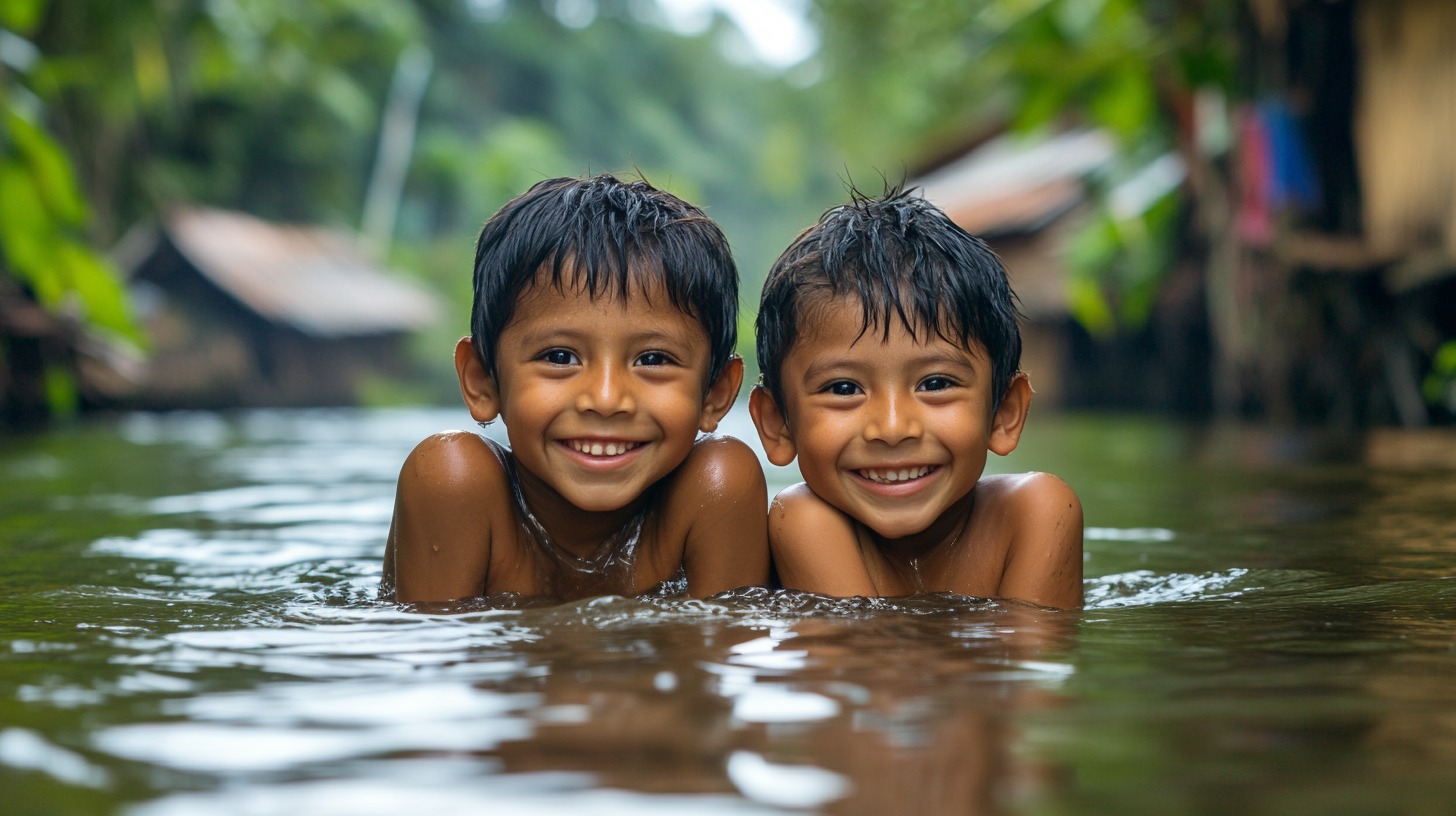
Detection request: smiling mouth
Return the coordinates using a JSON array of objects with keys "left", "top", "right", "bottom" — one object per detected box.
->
[
  {"left": 857, "top": 465, "right": 936, "bottom": 484},
  {"left": 566, "top": 439, "right": 643, "bottom": 457}
]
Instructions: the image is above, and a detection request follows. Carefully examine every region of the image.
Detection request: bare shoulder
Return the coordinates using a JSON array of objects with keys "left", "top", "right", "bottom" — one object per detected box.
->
[
  {"left": 665, "top": 433, "right": 766, "bottom": 503},
  {"left": 386, "top": 431, "right": 514, "bottom": 603},
  {"left": 391, "top": 431, "right": 518, "bottom": 526},
  {"left": 979, "top": 472, "right": 1084, "bottom": 609},
  {"left": 399, "top": 430, "right": 507, "bottom": 484},
  {"left": 768, "top": 482, "right": 851, "bottom": 539},
  {"left": 768, "top": 483, "right": 874, "bottom": 596},
  {"left": 977, "top": 472, "right": 1081, "bottom": 519},
  {"left": 658, "top": 433, "right": 768, "bottom": 535},
  {"left": 666, "top": 433, "right": 770, "bottom": 596}
]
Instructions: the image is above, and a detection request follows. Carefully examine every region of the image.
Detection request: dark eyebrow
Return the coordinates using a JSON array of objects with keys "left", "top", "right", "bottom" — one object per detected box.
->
[
  {"left": 512, "top": 326, "right": 590, "bottom": 347},
  {"left": 513, "top": 325, "right": 699, "bottom": 350},
  {"left": 632, "top": 328, "right": 698, "bottom": 347},
  {"left": 799, "top": 357, "right": 865, "bottom": 388},
  {"left": 915, "top": 348, "right": 980, "bottom": 371}
]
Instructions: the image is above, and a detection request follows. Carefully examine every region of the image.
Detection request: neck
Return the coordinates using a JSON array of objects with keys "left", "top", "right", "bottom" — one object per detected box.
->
[
  {"left": 866, "top": 489, "right": 977, "bottom": 568},
  {"left": 512, "top": 463, "right": 649, "bottom": 560}
]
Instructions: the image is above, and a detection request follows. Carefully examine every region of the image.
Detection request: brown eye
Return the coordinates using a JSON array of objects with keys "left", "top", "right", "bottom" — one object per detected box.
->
[
  {"left": 826, "top": 381, "right": 861, "bottom": 397},
  {"left": 542, "top": 349, "right": 578, "bottom": 366},
  {"left": 918, "top": 376, "right": 955, "bottom": 392},
  {"left": 636, "top": 351, "right": 672, "bottom": 367}
]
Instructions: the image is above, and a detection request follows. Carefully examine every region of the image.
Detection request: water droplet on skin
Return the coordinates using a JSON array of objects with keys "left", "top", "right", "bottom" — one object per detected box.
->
[{"left": 908, "top": 557, "right": 926, "bottom": 594}]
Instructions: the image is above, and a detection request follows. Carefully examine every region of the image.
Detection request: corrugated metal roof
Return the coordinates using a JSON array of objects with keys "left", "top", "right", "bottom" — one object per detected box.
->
[{"left": 164, "top": 207, "right": 441, "bottom": 337}]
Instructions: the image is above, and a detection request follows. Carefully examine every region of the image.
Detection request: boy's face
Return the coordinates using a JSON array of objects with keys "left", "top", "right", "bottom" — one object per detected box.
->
[
  {"left": 753, "top": 296, "right": 1026, "bottom": 541},
  {"left": 470, "top": 276, "right": 736, "bottom": 514}
]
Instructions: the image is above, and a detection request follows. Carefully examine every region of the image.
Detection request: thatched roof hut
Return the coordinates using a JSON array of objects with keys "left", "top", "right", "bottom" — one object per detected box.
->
[{"left": 125, "top": 207, "right": 440, "bottom": 409}]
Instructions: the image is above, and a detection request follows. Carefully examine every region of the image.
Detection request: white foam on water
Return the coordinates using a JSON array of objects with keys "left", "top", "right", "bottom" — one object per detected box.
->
[{"left": 1084, "top": 568, "right": 1252, "bottom": 608}]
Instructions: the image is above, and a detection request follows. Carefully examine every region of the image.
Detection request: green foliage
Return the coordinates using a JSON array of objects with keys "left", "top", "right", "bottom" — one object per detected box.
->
[
  {"left": 1, "top": 8, "right": 142, "bottom": 349},
  {"left": 396, "top": 1, "right": 844, "bottom": 358},
  {"left": 1423, "top": 341, "right": 1456, "bottom": 413},
  {"left": 1000, "top": 0, "right": 1170, "bottom": 141},
  {"left": 416, "top": 117, "right": 575, "bottom": 234},
  {"left": 0, "top": 0, "right": 46, "bottom": 33},
  {"left": 4, "top": 0, "right": 854, "bottom": 410},
  {"left": 810, "top": 0, "right": 1238, "bottom": 334},
  {"left": 2, "top": 0, "right": 426, "bottom": 357},
  {"left": 1066, "top": 169, "right": 1181, "bottom": 335},
  {"left": 26, "top": 0, "right": 420, "bottom": 230}
]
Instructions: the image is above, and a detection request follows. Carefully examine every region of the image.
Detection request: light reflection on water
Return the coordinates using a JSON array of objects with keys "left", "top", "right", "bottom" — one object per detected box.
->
[{"left": 2, "top": 407, "right": 1455, "bottom": 814}]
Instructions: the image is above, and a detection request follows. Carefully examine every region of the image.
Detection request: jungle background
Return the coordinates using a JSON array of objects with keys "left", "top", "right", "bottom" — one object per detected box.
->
[{"left": 3, "top": 0, "right": 1454, "bottom": 430}]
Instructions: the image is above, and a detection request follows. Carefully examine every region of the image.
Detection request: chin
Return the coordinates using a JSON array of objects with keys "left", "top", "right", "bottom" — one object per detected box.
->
[
  {"left": 569, "top": 495, "right": 636, "bottom": 514},
  {"left": 576, "top": 479, "right": 663, "bottom": 512},
  {"left": 860, "top": 516, "right": 933, "bottom": 542}
]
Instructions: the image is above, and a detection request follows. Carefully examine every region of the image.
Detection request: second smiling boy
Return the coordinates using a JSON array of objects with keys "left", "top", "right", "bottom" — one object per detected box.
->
[{"left": 749, "top": 188, "right": 1083, "bottom": 609}]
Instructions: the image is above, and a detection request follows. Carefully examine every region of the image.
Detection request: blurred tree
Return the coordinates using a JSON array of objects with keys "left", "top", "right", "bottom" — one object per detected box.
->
[
  {"left": 4, "top": 0, "right": 424, "bottom": 422},
  {"left": 28, "top": 0, "right": 421, "bottom": 236},
  {"left": 396, "top": 0, "right": 847, "bottom": 382},
  {"left": 6, "top": 0, "right": 855, "bottom": 419},
  {"left": 404, "top": 0, "right": 842, "bottom": 278},
  {"left": 808, "top": 0, "right": 1237, "bottom": 330}
]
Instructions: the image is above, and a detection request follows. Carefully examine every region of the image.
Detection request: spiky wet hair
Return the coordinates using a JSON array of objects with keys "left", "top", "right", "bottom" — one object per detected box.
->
[
  {"left": 755, "top": 185, "right": 1022, "bottom": 412},
  {"left": 469, "top": 174, "right": 738, "bottom": 384}
]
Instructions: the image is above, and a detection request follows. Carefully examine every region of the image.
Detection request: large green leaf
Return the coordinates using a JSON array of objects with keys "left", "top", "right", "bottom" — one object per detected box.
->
[
  {"left": 5, "top": 112, "right": 87, "bottom": 225},
  {"left": 53, "top": 240, "right": 143, "bottom": 345},
  {"left": 0, "top": 158, "right": 64, "bottom": 303},
  {"left": 0, "top": 139, "right": 140, "bottom": 346}
]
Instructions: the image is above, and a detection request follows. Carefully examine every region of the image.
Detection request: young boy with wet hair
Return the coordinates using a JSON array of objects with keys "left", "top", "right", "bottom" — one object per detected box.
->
[
  {"left": 748, "top": 188, "right": 1083, "bottom": 609},
  {"left": 384, "top": 174, "right": 769, "bottom": 604}
]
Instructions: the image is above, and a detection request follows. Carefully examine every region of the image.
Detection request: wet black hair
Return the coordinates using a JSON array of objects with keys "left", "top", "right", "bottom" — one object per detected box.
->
[
  {"left": 755, "top": 185, "right": 1022, "bottom": 412},
  {"left": 470, "top": 174, "right": 738, "bottom": 384}
]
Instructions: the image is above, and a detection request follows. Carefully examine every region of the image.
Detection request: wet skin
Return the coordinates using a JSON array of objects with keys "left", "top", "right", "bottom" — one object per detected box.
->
[
  {"left": 384, "top": 277, "right": 769, "bottom": 604},
  {"left": 750, "top": 296, "right": 1082, "bottom": 609}
]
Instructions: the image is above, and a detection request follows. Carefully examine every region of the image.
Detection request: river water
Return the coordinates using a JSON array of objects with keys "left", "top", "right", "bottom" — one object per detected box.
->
[{"left": 2, "top": 406, "right": 1454, "bottom": 815}]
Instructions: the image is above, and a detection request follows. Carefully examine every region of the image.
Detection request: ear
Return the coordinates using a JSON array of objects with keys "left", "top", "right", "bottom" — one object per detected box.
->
[
  {"left": 988, "top": 372, "right": 1033, "bottom": 456},
  {"left": 454, "top": 336, "right": 501, "bottom": 424},
  {"left": 748, "top": 385, "right": 798, "bottom": 467},
  {"left": 698, "top": 354, "right": 745, "bottom": 433}
]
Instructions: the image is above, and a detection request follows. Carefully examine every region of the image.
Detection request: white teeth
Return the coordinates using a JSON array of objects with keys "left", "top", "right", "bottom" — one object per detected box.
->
[
  {"left": 861, "top": 466, "right": 931, "bottom": 483},
  {"left": 571, "top": 440, "right": 639, "bottom": 457}
]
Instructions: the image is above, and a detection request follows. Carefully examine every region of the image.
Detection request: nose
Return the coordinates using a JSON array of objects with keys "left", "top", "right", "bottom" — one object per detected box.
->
[
  {"left": 862, "top": 389, "right": 921, "bottom": 445},
  {"left": 575, "top": 360, "right": 634, "bottom": 416}
]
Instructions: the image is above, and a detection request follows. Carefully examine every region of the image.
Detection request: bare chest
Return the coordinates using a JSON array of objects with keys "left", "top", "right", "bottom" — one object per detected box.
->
[
  {"left": 859, "top": 525, "right": 1013, "bottom": 599},
  {"left": 485, "top": 516, "right": 687, "bottom": 601}
]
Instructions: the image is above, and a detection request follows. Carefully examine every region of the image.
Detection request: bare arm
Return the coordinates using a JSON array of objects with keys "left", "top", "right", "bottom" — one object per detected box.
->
[
  {"left": 996, "top": 473, "right": 1084, "bottom": 610},
  {"left": 384, "top": 432, "right": 506, "bottom": 603},
  {"left": 677, "top": 435, "right": 771, "bottom": 597},
  {"left": 768, "top": 483, "right": 878, "bottom": 597}
]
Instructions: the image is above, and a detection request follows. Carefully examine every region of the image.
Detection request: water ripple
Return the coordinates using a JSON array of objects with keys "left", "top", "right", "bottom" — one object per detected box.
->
[{"left": 1084, "top": 568, "right": 1253, "bottom": 608}]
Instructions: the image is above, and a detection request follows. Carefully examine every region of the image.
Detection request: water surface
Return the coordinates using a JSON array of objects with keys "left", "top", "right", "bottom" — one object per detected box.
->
[{"left": 2, "top": 408, "right": 1454, "bottom": 815}]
